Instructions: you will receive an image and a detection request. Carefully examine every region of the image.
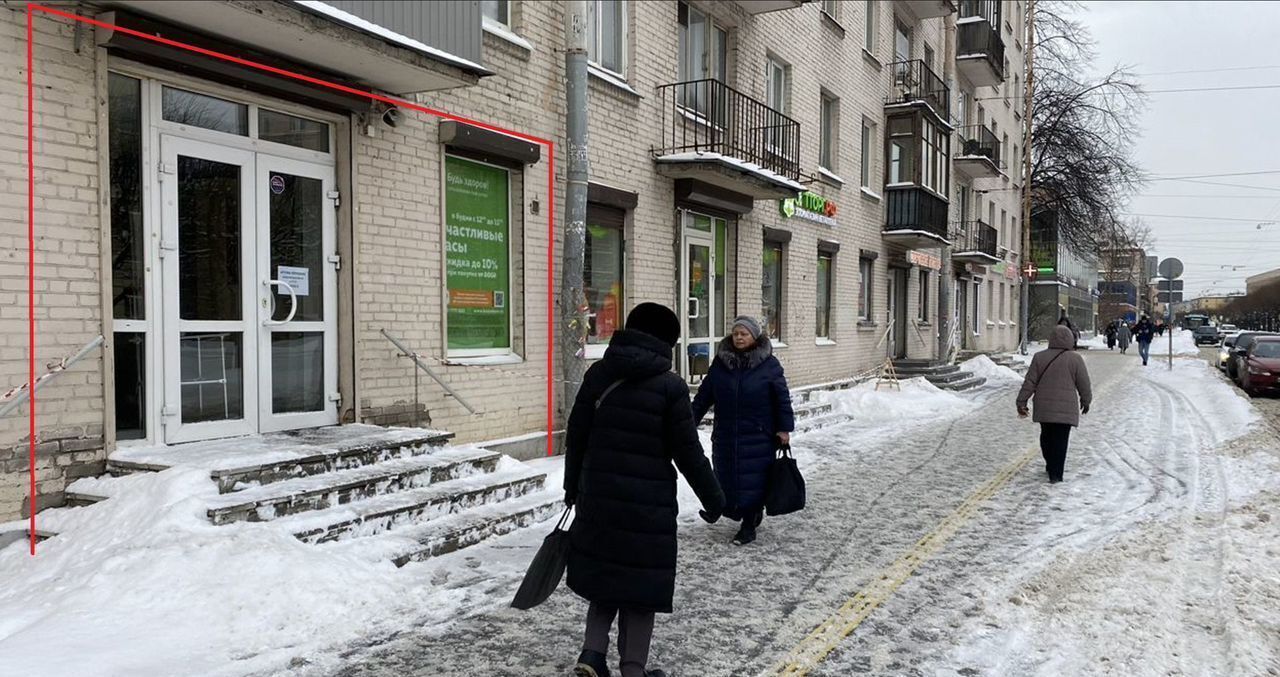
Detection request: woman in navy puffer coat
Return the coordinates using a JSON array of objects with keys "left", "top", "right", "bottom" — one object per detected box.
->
[{"left": 691, "top": 315, "right": 795, "bottom": 545}]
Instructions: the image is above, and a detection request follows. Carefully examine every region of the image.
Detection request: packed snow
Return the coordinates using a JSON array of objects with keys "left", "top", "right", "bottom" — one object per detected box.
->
[
  {"left": 962, "top": 354, "right": 1024, "bottom": 383},
  {"left": 1148, "top": 328, "right": 1203, "bottom": 357}
]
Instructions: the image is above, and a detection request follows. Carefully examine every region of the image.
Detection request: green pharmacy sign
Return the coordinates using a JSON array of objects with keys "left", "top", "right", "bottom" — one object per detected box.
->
[{"left": 779, "top": 191, "right": 838, "bottom": 226}]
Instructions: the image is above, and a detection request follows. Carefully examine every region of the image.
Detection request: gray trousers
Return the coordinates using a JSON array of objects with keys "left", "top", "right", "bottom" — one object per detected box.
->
[{"left": 583, "top": 602, "right": 655, "bottom": 677}]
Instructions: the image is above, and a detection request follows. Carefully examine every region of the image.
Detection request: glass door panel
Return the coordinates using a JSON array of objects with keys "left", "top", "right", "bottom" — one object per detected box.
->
[
  {"left": 256, "top": 155, "right": 338, "bottom": 432},
  {"left": 161, "top": 136, "right": 257, "bottom": 443}
]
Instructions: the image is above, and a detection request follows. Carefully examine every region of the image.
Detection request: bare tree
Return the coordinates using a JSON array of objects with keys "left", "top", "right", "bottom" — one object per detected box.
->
[{"left": 1029, "top": 1, "right": 1147, "bottom": 256}]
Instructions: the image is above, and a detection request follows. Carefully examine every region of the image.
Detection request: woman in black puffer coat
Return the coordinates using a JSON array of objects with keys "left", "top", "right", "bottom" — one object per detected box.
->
[
  {"left": 564, "top": 302, "right": 725, "bottom": 677},
  {"left": 691, "top": 315, "right": 795, "bottom": 546}
]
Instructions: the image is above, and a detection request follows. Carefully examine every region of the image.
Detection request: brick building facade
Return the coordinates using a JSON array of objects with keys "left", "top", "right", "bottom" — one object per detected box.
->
[{"left": 0, "top": 0, "right": 1027, "bottom": 521}]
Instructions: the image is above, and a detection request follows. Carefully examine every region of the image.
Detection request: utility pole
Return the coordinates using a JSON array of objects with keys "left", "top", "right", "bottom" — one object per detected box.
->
[
  {"left": 938, "top": 9, "right": 956, "bottom": 362},
  {"left": 1019, "top": 0, "right": 1036, "bottom": 354},
  {"left": 561, "top": 1, "right": 590, "bottom": 423}
]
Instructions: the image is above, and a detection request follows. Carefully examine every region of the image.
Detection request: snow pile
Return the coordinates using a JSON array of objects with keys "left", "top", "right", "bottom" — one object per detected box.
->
[
  {"left": 1078, "top": 332, "right": 1109, "bottom": 350},
  {"left": 0, "top": 454, "right": 556, "bottom": 677},
  {"left": 813, "top": 376, "right": 978, "bottom": 425},
  {"left": 962, "top": 355, "right": 1023, "bottom": 384},
  {"left": 1147, "top": 329, "right": 1201, "bottom": 357}
]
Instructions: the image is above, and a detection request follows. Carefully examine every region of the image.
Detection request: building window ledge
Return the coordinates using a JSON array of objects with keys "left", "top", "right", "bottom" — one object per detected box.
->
[
  {"left": 821, "top": 10, "right": 847, "bottom": 36},
  {"left": 445, "top": 353, "right": 524, "bottom": 367},
  {"left": 818, "top": 167, "right": 845, "bottom": 187},
  {"left": 862, "top": 48, "right": 883, "bottom": 69},
  {"left": 857, "top": 320, "right": 878, "bottom": 330},
  {"left": 482, "top": 17, "right": 533, "bottom": 54},
  {"left": 588, "top": 63, "right": 641, "bottom": 98},
  {"left": 860, "top": 187, "right": 882, "bottom": 202},
  {"left": 816, "top": 338, "right": 838, "bottom": 346},
  {"left": 773, "top": 340, "right": 789, "bottom": 350}
]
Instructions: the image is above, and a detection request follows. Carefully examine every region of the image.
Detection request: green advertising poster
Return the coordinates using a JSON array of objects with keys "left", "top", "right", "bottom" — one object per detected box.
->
[{"left": 445, "top": 156, "right": 510, "bottom": 351}]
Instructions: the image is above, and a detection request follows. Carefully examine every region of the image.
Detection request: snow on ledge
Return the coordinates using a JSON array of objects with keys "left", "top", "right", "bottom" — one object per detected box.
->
[{"left": 654, "top": 151, "right": 805, "bottom": 192}]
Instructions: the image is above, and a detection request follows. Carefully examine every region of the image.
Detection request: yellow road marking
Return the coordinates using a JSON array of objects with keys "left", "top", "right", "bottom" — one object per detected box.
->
[{"left": 769, "top": 446, "right": 1038, "bottom": 677}]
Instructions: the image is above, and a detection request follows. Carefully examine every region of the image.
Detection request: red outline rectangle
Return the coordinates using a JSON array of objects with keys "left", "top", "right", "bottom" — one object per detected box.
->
[{"left": 24, "top": 3, "right": 558, "bottom": 555}]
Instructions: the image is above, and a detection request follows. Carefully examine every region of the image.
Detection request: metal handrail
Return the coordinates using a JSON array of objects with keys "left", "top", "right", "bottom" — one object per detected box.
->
[
  {"left": 380, "top": 329, "right": 478, "bottom": 416},
  {"left": 0, "top": 335, "right": 105, "bottom": 420}
]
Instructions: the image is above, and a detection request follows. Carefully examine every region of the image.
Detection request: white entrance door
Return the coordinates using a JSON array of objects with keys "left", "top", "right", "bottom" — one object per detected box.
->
[
  {"left": 680, "top": 210, "right": 720, "bottom": 383},
  {"left": 159, "top": 135, "right": 337, "bottom": 444}
]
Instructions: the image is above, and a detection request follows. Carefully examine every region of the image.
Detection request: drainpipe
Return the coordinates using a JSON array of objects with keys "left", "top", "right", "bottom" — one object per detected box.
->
[
  {"left": 561, "top": 1, "right": 591, "bottom": 424},
  {"left": 938, "top": 10, "right": 957, "bottom": 361}
]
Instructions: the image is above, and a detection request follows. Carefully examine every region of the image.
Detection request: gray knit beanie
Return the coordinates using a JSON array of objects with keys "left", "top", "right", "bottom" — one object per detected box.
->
[{"left": 731, "top": 315, "right": 763, "bottom": 340}]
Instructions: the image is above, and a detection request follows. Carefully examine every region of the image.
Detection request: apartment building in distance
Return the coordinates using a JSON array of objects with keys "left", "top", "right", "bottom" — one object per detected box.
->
[{"left": 0, "top": 0, "right": 1028, "bottom": 521}]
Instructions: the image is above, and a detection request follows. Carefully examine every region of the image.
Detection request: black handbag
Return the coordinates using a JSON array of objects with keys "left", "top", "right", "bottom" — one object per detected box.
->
[
  {"left": 765, "top": 443, "right": 805, "bottom": 516},
  {"left": 510, "top": 508, "right": 572, "bottom": 610}
]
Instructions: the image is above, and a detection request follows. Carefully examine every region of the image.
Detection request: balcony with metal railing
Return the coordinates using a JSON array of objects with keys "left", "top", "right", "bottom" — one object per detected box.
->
[
  {"left": 653, "top": 79, "right": 804, "bottom": 200},
  {"left": 951, "top": 221, "right": 1000, "bottom": 264},
  {"left": 954, "top": 125, "right": 1002, "bottom": 178},
  {"left": 957, "top": 0, "right": 1006, "bottom": 87},
  {"left": 883, "top": 185, "right": 951, "bottom": 248},
  {"left": 887, "top": 60, "right": 951, "bottom": 124}
]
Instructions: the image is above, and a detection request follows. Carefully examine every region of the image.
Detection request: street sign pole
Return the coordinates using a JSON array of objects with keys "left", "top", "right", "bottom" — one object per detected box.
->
[
  {"left": 1168, "top": 295, "right": 1173, "bottom": 371},
  {"left": 1158, "top": 258, "right": 1184, "bottom": 371}
]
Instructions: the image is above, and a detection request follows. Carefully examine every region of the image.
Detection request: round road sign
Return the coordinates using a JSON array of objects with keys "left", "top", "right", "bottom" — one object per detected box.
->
[{"left": 1158, "top": 257, "right": 1184, "bottom": 279}]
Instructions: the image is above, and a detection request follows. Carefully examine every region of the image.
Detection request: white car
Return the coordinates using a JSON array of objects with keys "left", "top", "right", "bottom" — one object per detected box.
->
[
  {"left": 1220, "top": 324, "right": 1239, "bottom": 334},
  {"left": 1219, "top": 332, "right": 1243, "bottom": 371}
]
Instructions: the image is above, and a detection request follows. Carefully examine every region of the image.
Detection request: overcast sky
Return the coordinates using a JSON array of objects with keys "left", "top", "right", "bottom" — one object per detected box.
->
[{"left": 1080, "top": 0, "right": 1280, "bottom": 298}]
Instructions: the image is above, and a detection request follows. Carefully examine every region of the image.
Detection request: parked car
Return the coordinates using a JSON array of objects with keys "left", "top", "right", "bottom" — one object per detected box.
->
[
  {"left": 1218, "top": 332, "right": 1242, "bottom": 371},
  {"left": 1230, "top": 332, "right": 1277, "bottom": 382},
  {"left": 1220, "top": 324, "right": 1239, "bottom": 334},
  {"left": 1240, "top": 337, "right": 1280, "bottom": 396},
  {"left": 1193, "top": 325, "right": 1221, "bottom": 346}
]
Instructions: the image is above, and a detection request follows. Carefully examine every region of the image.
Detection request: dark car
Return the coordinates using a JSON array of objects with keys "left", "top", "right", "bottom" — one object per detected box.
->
[
  {"left": 1240, "top": 337, "right": 1280, "bottom": 396},
  {"left": 1231, "top": 332, "right": 1277, "bottom": 382},
  {"left": 1193, "top": 325, "right": 1220, "bottom": 346}
]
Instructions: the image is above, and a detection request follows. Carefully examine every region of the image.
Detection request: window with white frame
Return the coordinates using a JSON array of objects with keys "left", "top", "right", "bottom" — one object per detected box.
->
[
  {"left": 864, "top": 0, "right": 879, "bottom": 53},
  {"left": 860, "top": 118, "right": 875, "bottom": 188},
  {"left": 999, "top": 284, "right": 1006, "bottom": 322},
  {"left": 1002, "top": 133, "right": 1010, "bottom": 170},
  {"left": 888, "top": 116, "right": 913, "bottom": 184},
  {"left": 820, "top": 91, "right": 839, "bottom": 173},
  {"left": 988, "top": 283, "right": 995, "bottom": 324},
  {"left": 678, "top": 2, "right": 727, "bottom": 116},
  {"left": 822, "top": 0, "right": 840, "bottom": 22},
  {"left": 766, "top": 56, "right": 790, "bottom": 149},
  {"left": 1001, "top": 208, "right": 1008, "bottom": 247},
  {"left": 480, "top": 0, "right": 510, "bottom": 27},
  {"left": 972, "top": 280, "right": 982, "bottom": 332},
  {"left": 763, "top": 240, "right": 786, "bottom": 340},
  {"left": 587, "top": 0, "right": 626, "bottom": 76},
  {"left": 859, "top": 257, "right": 874, "bottom": 320}
]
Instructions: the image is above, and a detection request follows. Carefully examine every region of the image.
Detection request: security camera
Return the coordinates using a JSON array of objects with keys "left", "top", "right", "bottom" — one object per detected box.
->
[{"left": 382, "top": 106, "right": 401, "bottom": 128}]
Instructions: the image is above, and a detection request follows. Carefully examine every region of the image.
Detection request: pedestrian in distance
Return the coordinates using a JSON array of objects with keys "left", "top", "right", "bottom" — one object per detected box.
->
[
  {"left": 563, "top": 302, "right": 726, "bottom": 677},
  {"left": 1016, "top": 325, "right": 1094, "bottom": 483},
  {"left": 1057, "top": 314, "right": 1081, "bottom": 348},
  {"left": 691, "top": 315, "right": 796, "bottom": 546},
  {"left": 1117, "top": 320, "right": 1133, "bottom": 354},
  {"left": 1133, "top": 314, "right": 1157, "bottom": 366},
  {"left": 1105, "top": 321, "right": 1117, "bottom": 350}
]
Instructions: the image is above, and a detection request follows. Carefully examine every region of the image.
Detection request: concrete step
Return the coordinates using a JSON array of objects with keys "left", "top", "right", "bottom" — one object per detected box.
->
[
  {"left": 922, "top": 369, "right": 971, "bottom": 385},
  {"left": 108, "top": 426, "right": 456, "bottom": 493},
  {"left": 698, "top": 400, "right": 834, "bottom": 428},
  {"left": 204, "top": 448, "right": 501, "bottom": 525},
  {"left": 271, "top": 462, "right": 548, "bottom": 544},
  {"left": 795, "top": 411, "right": 850, "bottom": 433},
  {"left": 325, "top": 490, "right": 565, "bottom": 567},
  {"left": 63, "top": 491, "right": 107, "bottom": 507},
  {"left": 940, "top": 375, "right": 988, "bottom": 391},
  {"left": 894, "top": 362, "right": 961, "bottom": 377}
]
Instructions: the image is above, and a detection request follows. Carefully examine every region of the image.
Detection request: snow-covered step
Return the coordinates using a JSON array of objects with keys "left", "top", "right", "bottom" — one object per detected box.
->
[
  {"left": 107, "top": 425, "right": 455, "bottom": 493},
  {"left": 204, "top": 448, "right": 502, "bottom": 526},
  {"left": 795, "top": 411, "right": 850, "bottom": 433},
  {"left": 271, "top": 461, "right": 548, "bottom": 544},
  {"left": 63, "top": 491, "right": 107, "bottom": 507},
  {"left": 324, "top": 490, "right": 564, "bottom": 567},
  {"left": 942, "top": 375, "right": 987, "bottom": 391}
]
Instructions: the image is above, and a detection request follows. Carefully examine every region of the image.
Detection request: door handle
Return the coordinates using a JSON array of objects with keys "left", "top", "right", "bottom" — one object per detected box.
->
[
  {"left": 688, "top": 297, "right": 701, "bottom": 320},
  {"left": 264, "top": 279, "right": 298, "bottom": 326}
]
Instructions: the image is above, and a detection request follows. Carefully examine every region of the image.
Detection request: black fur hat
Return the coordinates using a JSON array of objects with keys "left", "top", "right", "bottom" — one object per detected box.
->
[{"left": 625, "top": 302, "right": 681, "bottom": 347}]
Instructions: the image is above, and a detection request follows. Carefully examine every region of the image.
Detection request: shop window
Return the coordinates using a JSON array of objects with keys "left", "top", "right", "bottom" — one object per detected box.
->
[
  {"left": 763, "top": 240, "right": 785, "bottom": 340},
  {"left": 162, "top": 86, "right": 248, "bottom": 136},
  {"left": 585, "top": 205, "right": 625, "bottom": 345},
  {"left": 445, "top": 156, "right": 512, "bottom": 355},
  {"left": 113, "top": 333, "right": 146, "bottom": 441},
  {"left": 918, "top": 269, "right": 930, "bottom": 321},
  {"left": 816, "top": 252, "right": 834, "bottom": 339},
  {"left": 109, "top": 73, "right": 144, "bottom": 321},
  {"left": 259, "top": 109, "right": 330, "bottom": 152},
  {"left": 588, "top": 0, "right": 627, "bottom": 76}
]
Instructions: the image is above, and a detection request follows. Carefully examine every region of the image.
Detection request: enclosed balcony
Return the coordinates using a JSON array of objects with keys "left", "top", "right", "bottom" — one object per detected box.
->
[
  {"left": 887, "top": 60, "right": 951, "bottom": 125},
  {"left": 884, "top": 186, "right": 950, "bottom": 249},
  {"left": 896, "top": 0, "right": 958, "bottom": 20},
  {"left": 653, "top": 79, "right": 804, "bottom": 200},
  {"left": 951, "top": 221, "right": 1000, "bottom": 264},
  {"left": 954, "top": 125, "right": 1002, "bottom": 178},
  {"left": 957, "top": 0, "right": 1006, "bottom": 87}
]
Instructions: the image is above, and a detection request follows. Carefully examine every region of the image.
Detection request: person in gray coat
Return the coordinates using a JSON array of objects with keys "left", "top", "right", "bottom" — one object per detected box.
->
[
  {"left": 1117, "top": 320, "right": 1133, "bottom": 354},
  {"left": 1017, "top": 325, "right": 1093, "bottom": 483}
]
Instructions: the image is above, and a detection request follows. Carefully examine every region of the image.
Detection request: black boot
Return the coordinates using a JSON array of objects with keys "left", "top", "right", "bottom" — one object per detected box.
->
[
  {"left": 574, "top": 650, "right": 611, "bottom": 677},
  {"left": 733, "top": 510, "right": 759, "bottom": 546}
]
